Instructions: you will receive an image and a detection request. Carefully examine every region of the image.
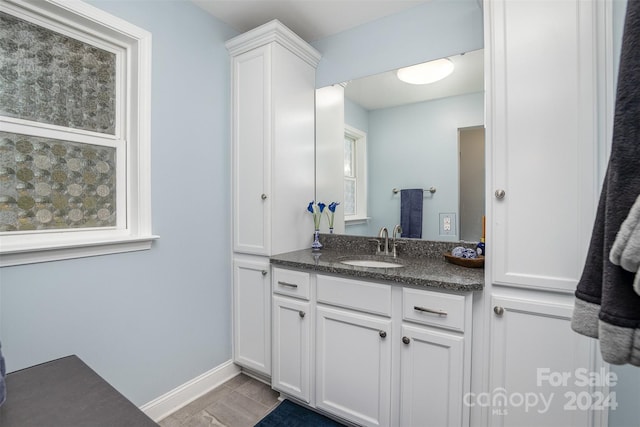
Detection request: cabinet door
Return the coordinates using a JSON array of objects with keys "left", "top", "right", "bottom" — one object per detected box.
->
[
  {"left": 233, "top": 258, "right": 270, "bottom": 374},
  {"left": 400, "top": 324, "right": 465, "bottom": 427},
  {"left": 316, "top": 306, "right": 392, "bottom": 427},
  {"left": 232, "top": 46, "right": 271, "bottom": 255},
  {"left": 489, "top": 295, "right": 595, "bottom": 427},
  {"left": 272, "top": 295, "right": 311, "bottom": 403},
  {"left": 488, "top": 0, "right": 599, "bottom": 291}
]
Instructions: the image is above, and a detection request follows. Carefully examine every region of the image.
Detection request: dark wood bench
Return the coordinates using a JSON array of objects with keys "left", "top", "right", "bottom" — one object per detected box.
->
[{"left": 0, "top": 355, "right": 157, "bottom": 426}]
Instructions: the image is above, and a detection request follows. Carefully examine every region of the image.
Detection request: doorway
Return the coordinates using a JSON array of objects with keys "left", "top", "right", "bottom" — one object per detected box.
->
[{"left": 459, "top": 126, "right": 485, "bottom": 242}]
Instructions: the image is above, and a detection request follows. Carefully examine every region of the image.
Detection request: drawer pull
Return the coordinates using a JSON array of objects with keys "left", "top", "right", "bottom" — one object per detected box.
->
[
  {"left": 379, "top": 330, "right": 387, "bottom": 338},
  {"left": 494, "top": 306, "right": 504, "bottom": 316},
  {"left": 414, "top": 306, "right": 448, "bottom": 316},
  {"left": 261, "top": 270, "right": 268, "bottom": 276},
  {"left": 402, "top": 336, "right": 411, "bottom": 345},
  {"left": 278, "top": 281, "right": 298, "bottom": 288},
  {"left": 299, "top": 311, "right": 306, "bottom": 318}
]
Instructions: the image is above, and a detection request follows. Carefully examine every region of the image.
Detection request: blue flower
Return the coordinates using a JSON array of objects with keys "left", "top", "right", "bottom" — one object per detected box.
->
[
  {"left": 325, "top": 202, "right": 340, "bottom": 228},
  {"left": 307, "top": 201, "right": 322, "bottom": 229}
]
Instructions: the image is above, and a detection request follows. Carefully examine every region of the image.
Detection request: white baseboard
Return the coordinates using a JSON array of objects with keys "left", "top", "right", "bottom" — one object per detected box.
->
[{"left": 140, "top": 359, "right": 241, "bottom": 422}]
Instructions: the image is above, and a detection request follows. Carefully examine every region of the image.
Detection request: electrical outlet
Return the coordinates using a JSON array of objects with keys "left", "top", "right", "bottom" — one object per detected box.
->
[{"left": 439, "top": 213, "right": 456, "bottom": 236}]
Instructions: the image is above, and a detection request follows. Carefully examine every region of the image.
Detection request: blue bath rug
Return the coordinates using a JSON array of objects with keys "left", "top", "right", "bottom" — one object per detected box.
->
[{"left": 255, "top": 399, "right": 345, "bottom": 427}]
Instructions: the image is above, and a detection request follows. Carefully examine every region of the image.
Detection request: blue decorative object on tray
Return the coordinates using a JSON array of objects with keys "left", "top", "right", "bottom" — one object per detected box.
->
[{"left": 445, "top": 246, "right": 485, "bottom": 268}]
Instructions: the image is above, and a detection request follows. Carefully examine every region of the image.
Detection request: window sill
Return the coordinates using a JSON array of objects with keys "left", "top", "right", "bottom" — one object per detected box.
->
[
  {"left": 345, "top": 216, "right": 370, "bottom": 226},
  {"left": 0, "top": 233, "right": 160, "bottom": 267}
]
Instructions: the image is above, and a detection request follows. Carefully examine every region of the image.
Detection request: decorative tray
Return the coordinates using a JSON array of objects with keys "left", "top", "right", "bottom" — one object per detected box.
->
[{"left": 443, "top": 253, "right": 485, "bottom": 268}]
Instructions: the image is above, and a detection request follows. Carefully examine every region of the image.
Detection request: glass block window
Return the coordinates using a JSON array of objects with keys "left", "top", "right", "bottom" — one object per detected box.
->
[
  {"left": 0, "top": 132, "right": 117, "bottom": 231},
  {"left": 0, "top": 11, "right": 117, "bottom": 135},
  {"left": 0, "top": 1, "right": 154, "bottom": 266}
]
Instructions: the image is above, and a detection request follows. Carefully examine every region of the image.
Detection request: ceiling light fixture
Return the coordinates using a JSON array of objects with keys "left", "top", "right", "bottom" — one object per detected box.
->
[{"left": 396, "top": 58, "right": 455, "bottom": 85}]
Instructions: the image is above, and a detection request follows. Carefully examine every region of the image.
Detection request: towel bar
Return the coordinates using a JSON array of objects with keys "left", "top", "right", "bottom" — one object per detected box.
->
[{"left": 392, "top": 187, "right": 436, "bottom": 194}]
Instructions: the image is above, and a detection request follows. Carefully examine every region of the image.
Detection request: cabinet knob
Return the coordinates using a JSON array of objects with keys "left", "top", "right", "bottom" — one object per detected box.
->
[
  {"left": 299, "top": 311, "right": 305, "bottom": 318},
  {"left": 261, "top": 270, "right": 267, "bottom": 276},
  {"left": 402, "top": 336, "right": 410, "bottom": 345},
  {"left": 261, "top": 193, "right": 267, "bottom": 200},
  {"left": 379, "top": 330, "right": 387, "bottom": 338},
  {"left": 495, "top": 189, "right": 506, "bottom": 199},
  {"left": 494, "top": 306, "right": 505, "bottom": 316}
]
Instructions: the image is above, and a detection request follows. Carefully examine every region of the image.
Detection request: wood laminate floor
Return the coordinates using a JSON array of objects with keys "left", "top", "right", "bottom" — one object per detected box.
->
[{"left": 158, "top": 374, "right": 279, "bottom": 427}]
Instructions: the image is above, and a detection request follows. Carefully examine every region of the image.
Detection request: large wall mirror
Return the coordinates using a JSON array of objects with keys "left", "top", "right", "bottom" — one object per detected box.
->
[{"left": 316, "top": 49, "right": 485, "bottom": 242}]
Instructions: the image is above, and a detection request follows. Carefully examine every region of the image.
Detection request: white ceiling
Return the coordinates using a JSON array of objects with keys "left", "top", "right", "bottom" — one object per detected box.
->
[
  {"left": 192, "top": 0, "right": 483, "bottom": 110},
  {"left": 192, "top": 0, "right": 429, "bottom": 42}
]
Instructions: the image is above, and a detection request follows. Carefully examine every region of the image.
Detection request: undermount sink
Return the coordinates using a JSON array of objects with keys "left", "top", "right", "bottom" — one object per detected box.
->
[{"left": 340, "top": 258, "right": 404, "bottom": 269}]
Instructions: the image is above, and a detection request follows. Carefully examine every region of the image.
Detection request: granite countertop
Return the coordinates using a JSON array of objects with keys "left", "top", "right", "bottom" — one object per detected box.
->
[{"left": 270, "top": 235, "right": 484, "bottom": 292}]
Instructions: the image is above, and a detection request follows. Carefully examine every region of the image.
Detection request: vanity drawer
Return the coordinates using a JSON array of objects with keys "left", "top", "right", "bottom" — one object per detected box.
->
[
  {"left": 273, "top": 267, "right": 310, "bottom": 300},
  {"left": 403, "top": 288, "right": 467, "bottom": 332},
  {"left": 316, "top": 274, "right": 391, "bottom": 317}
]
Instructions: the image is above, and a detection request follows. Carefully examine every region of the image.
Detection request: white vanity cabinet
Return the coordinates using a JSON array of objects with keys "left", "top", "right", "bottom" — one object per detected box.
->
[
  {"left": 400, "top": 288, "right": 472, "bottom": 427},
  {"left": 271, "top": 266, "right": 474, "bottom": 427},
  {"left": 488, "top": 290, "right": 595, "bottom": 426},
  {"left": 483, "top": 0, "right": 611, "bottom": 425},
  {"left": 315, "top": 275, "right": 393, "bottom": 427},
  {"left": 233, "top": 256, "right": 271, "bottom": 374},
  {"left": 272, "top": 268, "right": 312, "bottom": 402},
  {"left": 226, "top": 21, "right": 320, "bottom": 376}
]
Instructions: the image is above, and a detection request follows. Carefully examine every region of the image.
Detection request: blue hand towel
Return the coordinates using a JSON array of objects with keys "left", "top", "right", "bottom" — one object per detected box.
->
[{"left": 400, "top": 189, "right": 423, "bottom": 238}]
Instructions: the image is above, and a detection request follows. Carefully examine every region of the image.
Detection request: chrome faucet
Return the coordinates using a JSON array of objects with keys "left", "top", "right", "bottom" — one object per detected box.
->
[
  {"left": 378, "top": 227, "right": 389, "bottom": 256},
  {"left": 391, "top": 224, "right": 403, "bottom": 258}
]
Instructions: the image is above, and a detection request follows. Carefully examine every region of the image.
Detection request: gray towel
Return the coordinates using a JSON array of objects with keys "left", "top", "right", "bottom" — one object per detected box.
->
[
  {"left": 571, "top": 0, "right": 640, "bottom": 366},
  {"left": 400, "top": 189, "right": 423, "bottom": 239},
  {"left": 610, "top": 194, "right": 640, "bottom": 296},
  {"left": 610, "top": 194, "right": 640, "bottom": 273}
]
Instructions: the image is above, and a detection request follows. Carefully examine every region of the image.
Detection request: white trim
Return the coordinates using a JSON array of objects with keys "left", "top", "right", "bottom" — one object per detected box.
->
[
  {"left": 343, "top": 125, "right": 367, "bottom": 222},
  {"left": 0, "top": 234, "right": 159, "bottom": 267},
  {"left": 225, "top": 19, "right": 321, "bottom": 68},
  {"left": 140, "top": 360, "right": 241, "bottom": 422},
  {"left": 0, "top": 0, "right": 156, "bottom": 266},
  {"left": 344, "top": 216, "right": 370, "bottom": 225}
]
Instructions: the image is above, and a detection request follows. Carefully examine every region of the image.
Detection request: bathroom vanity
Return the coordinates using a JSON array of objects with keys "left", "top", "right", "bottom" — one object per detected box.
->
[
  {"left": 228, "top": 0, "right": 615, "bottom": 425},
  {"left": 269, "top": 238, "right": 483, "bottom": 427}
]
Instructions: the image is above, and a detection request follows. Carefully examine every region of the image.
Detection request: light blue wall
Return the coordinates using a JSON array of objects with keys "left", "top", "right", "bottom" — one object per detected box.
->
[
  {"left": 345, "top": 93, "right": 484, "bottom": 240},
  {"left": 344, "top": 97, "right": 369, "bottom": 134},
  {"left": 0, "top": 0, "right": 238, "bottom": 406},
  {"left": 312, "top": 0, "right": 483, "bottom": 87}
]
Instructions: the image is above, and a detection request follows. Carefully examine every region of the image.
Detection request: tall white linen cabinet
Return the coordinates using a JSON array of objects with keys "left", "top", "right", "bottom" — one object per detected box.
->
[
  {"left": 226, "top": 21, "right": 321, "bottom": 376},
  {"left": 483, "top": 0, "right": 612, "bottom": 426}
]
